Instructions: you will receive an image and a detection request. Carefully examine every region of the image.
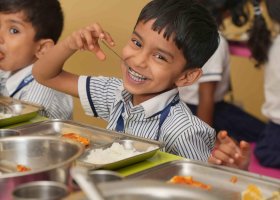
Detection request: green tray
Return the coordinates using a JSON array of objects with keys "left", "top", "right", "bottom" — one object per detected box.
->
[{"left": 0, "top": 96, "right": 42, "bottom": 127}]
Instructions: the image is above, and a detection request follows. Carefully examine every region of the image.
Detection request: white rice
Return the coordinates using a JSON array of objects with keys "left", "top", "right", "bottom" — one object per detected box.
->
[
  {"left": 84, "top": 142, "right": 156, "bottom": 165},
  {"left": 0, "top": 113, "right": 13, "bottom": 119}
]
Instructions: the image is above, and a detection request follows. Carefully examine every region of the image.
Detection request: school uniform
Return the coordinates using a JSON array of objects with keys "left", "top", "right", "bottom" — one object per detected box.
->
[
  {"left": 255, "top": 35, "right": 280, "bottom": 167},
  {"left": 78, "top": 75, "right": 216, "bottom": 162},
  {"left": 0, "top": 65, "right": 73, "bottom": 119},
  {"left": 179, "top": 35, "right": 265, "bottom": 142}
]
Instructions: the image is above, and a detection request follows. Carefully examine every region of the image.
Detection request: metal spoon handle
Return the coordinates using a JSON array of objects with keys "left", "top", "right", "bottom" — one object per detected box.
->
[
  {"left": 101, "top": 40, "right": 123, "bottom": 61},
  {"left": 70, "top": 166, "right": 105, "bottom": 200}
]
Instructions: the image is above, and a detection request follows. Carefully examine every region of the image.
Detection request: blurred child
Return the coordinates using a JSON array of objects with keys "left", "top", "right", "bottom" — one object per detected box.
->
[
  {"left": 33, "top": 0, "right": 220, "bottom": 161},
  {"left": 211, "top": 0, "right": 280, "bottom": 170},
  {"left": 0, "top": 0, "right": 73, "bottom": 119},
  {"left": 247, "top": 0, "right": 280, "bottom": 168},
  {"left": 179, "top": 0, "right": 266, "bottom": 142}
]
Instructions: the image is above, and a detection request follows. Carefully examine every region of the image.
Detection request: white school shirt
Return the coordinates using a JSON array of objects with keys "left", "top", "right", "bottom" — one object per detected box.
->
[
  {"left": 78, "top": 76, "right": 216, "bottom": 161},
  {"left": 0, "top": 65, "right": 73, "bottom": 119},
  {"left": 262, "top": 35, "right": 280, "bottom": 125},
  {"left": 179, "top": 35, "right": 230, "bottom": 105}
]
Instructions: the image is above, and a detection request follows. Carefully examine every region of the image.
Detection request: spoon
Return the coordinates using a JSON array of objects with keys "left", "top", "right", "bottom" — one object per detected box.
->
[
  {"left": 70, "top": 166, "right": 105, "bottom": 200},
  {"left": 101, "top": 40, "right": 123, "bottom": 61}
]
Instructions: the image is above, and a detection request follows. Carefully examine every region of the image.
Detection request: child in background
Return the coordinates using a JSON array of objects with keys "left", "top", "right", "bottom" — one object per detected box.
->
[
  {"left": 33, "top": 0, "right": 220, "bottom": 161},
  {"left": 247, "top": 0, "right": 280, "bottom": 168},
  {"left": 179, "top": 0, "right": 266, "bottom": 142},
  {"left": 210, "top": 0, "right": 280, "bottom": 170},
  {"left": 0, "top": 0, "right": 73, "bottom": 119}
]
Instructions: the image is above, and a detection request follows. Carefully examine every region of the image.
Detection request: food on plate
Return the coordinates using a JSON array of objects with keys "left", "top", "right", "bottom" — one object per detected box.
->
[
  {"left": 0, "top": 112, "right": 13, "bottom": 119},
  {"left": 241, "top": 184, "right": 280, "bottom": 200},
  {"left": 230, "top": 176, "right": 238, "bottom": 183},
  {"left": 61, "top": 133, "right": 90, "bottom": 147},
  {"left": 168, "top": 175, "right": 211, "bottom": 190},
  {"left": 17, "top": 164, "right": 31, "bottom": 172},
  {"left": 84, "top": 142, "right": 156, "bottom": 165},
  {"left": 242, "top": 184, "right": 264, "bottom": 200}
]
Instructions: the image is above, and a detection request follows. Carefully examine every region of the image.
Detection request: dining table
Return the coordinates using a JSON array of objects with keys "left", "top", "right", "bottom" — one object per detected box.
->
[
  {"left": 3, "top": 114, "right": 280, "bottom": 200},
  {"left": 3, "top": 114, "right": 185, "bottom": 199},
  {"left": 5, "top": 114, "right": 184, "bottom": 176}
]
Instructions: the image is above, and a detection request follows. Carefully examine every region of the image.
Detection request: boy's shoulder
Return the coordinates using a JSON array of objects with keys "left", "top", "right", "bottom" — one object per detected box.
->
[
  {"left": 168, "top": 101, "right": 215, "bottom": 132},
  {"left": 83, "top": 76, "right": 122, "bottom": 86}
]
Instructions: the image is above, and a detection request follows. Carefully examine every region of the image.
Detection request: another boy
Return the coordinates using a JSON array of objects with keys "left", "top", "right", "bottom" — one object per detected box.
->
[
  {"left": 0, "top": 0, "right": 73, "bottom": 119},
  {"left": 33, "top": 0, "right": 219, "bottom": 161}
]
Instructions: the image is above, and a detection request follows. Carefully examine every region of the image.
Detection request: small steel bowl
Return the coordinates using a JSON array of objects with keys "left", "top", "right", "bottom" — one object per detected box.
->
[
  {"left": 0, "top": 136, "right": 84, "bottom": 200},
  {"left": 12, "top": 181, "right": 69, "bottom": 200},
  {"left": 0, "top": 129, "right": 20, "bottom": 138}
]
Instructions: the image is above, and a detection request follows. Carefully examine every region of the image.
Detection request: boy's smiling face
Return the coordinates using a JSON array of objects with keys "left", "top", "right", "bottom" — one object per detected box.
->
[
  {"left": 0, "top": 11, "right": 40, "bottom": 72},
  {"left": 121, "top": 20, "right": 189, "bottom": 105}
]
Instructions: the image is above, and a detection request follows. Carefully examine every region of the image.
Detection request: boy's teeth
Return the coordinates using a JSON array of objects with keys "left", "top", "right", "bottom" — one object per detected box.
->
[{"left": 128, "top": 67, "right": 147, "bottom": 81}]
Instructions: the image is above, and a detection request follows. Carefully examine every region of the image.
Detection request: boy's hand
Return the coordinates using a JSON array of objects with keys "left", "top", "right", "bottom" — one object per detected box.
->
[
  {"left": 208, "top": 130, "right": 251, "bottom": 170},
  {"left": 63, "top": 23, "right": 115, "bottom": 60}
]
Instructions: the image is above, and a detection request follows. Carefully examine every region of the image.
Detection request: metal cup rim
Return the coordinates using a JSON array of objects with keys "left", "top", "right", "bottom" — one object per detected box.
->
[{"left": 12, "top": 180, "right": 69, "bottom": 200}]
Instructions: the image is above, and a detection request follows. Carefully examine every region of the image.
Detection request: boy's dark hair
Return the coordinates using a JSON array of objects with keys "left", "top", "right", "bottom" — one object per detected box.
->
[
  {"left": 136, "top": 0, "right": 219, "bottom": 69},
  {"left": 0, "top": 0, "right": 63, "bottom": 43}
]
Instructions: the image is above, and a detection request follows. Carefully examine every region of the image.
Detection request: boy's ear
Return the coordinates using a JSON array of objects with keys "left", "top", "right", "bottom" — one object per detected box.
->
[
  {"left": 175, "top": 68, "right": 202, "bottom": 87},
  {"left": 35, "top": 39, "right": 55, "bottom": 59}
]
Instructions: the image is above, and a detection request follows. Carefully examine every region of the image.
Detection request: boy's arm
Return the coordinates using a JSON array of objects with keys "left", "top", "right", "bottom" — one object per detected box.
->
[
  {"left": 197, "top": 81, "right": 217, "bottom": 126},
  {"left": 33, "top": 23, "right": 114, "bottom": 97}
]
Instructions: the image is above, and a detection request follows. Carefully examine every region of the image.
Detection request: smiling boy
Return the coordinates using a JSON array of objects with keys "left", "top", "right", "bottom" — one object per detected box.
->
[
  {"left": 33, "top": 0, "right": 219, "bottom": 161},
  {"left": 0, "top": 0, "right": 73, "bottom": 119}
]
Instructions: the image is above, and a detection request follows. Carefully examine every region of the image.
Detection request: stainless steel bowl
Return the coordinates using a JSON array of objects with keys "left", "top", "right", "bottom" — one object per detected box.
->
[
  {"left": 0, "top": 129, "right": 20, "bottom": 138},
  {"left": 12, "top": 181, "right": 69, "bottom": 200},
  {"left": 0, "top": 136, "right": 84, "bottom": 200}
]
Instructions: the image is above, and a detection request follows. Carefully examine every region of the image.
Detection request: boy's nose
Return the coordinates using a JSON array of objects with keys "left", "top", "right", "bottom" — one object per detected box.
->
[{"left": 133, "top": 51, "right": 148, "bottom": 68}]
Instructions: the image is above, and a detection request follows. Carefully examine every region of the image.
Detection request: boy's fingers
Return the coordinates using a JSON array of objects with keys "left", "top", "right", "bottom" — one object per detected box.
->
[
  {"left": 80, "top": 30, "right": 95, "bottom": 50},
  {"left": 218, "top": 143, "right": 239, "bottom": 158},
  {"left": 217, "top": 130, "right": 228, "bottom": 142},
  {"left": 208, "top": 154, "right": 222, "bottom": 165},
  {"left": 102, "top": 31, "right": 115, "bottom": 46},
  {"left": 95, "top": 50, "right": 106, "bottom": 60},
  {"left": 71, "top": 31, "right": 85, "bottom": 50},
  {"left": 86, "top": 23, "right": 105, "bottom": 39},
  {"left": 214, "top": 149, "right": 235, "bottom": 164},
  {"left": 240, "top": 141, "right": 251, "bottom": 157},
  {"left": 217, "top": 130, "right": 241, "bottom": 155}
]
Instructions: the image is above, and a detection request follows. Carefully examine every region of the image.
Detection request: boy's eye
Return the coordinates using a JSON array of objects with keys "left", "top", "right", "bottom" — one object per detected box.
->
[
  {"left": 155, "top": 53, "right": 168, "bottom": 62},
  {"left": 9, "top": 28, "right": 19, "bottom": 34},
  {"left": 132, "top": 39, "right": 142, "bottom": 48}
]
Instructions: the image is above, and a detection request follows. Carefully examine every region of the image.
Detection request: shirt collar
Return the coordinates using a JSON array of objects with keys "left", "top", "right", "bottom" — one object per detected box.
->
[
  {"left": 115, "top": 84, "right": 179, "bottom": 118},
  {"left": 6, "top": 64, "right": 33, "bottom": 96}
]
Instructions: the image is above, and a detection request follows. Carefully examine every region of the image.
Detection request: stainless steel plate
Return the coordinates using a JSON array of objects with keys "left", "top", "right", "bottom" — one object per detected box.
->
[
  {"left": 0, "top": 96, "right": 42, "bottom": 127},
  {"left": 128, "top": 160, "right": 280, "bottom": 200},
  {"left": 78, "top": 139, "right": 159, "bottom": 170},
  {"left": 99, "top": 179, "right": 221, "bottom": 200},
  {"left": 15, "top": 120, "right": 162, "bottom": 170},
  {"left": 66, "top": 179, "right": 223, "bottom": 200}
]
